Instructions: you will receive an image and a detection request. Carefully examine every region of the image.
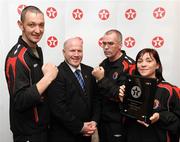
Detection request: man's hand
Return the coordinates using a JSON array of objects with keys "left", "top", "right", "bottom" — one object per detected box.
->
[
  {"left": 81, "top": 121, "right": 97, "bottom": 136},
  {"left": 37, "top": 63, "right": 58, "bottom": 95},
  {"left": 92, "top": 66, "right": 104, "bottom": 81},
  {"left": 119, "top": 85, "right": 125, "bottom": 102},
  {"left": 42, "top": 63, "right": 58, "bottom": 82}
]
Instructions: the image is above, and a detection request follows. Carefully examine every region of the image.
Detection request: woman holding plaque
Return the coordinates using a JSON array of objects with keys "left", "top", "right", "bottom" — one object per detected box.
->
[{"left": 119, "top": 48, "right": 180, "bottom": 142}]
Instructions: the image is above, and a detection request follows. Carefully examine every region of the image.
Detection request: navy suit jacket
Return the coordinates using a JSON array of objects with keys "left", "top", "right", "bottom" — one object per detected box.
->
[{"left": 48, "top": 61, "right": 100, "bottom": 142}]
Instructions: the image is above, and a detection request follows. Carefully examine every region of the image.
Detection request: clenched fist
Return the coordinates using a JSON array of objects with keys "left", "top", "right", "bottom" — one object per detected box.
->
[{"left": 92, "top": 66, "right": 104, "bottom": 81}]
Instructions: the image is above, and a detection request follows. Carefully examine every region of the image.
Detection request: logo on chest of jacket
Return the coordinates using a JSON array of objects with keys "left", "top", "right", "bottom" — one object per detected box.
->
[{"left": 112, "top": 72, "right": 119, "bottom": 80}]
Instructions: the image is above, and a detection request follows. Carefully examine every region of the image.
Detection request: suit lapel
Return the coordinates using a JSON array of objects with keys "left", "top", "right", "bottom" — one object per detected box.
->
[
  {"left": 81, "top": 65, "right": 88, "bottom": 94},
  {"left": 81, "top": 65, "right": 91, "bottom": 106},
  {"left": 62, "top": 62, "right": 88, "bottom": 97}
]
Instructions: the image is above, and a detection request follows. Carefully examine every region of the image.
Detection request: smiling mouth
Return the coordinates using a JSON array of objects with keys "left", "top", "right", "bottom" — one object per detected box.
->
[
  {"left": 72, "top": 59, "right": 80, "bottom": 62},
  {"left": 140, "top": 69, "right": 149, "bottom": 72},
  {"left": 34, "top": 36, "right": 40, "bottom": 38}
]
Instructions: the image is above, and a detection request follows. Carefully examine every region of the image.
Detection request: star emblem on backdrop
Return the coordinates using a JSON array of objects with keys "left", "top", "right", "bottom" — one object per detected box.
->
[
  {"left": 17, "top": 4, "right": 26, "bottom": 15},
  {"left": 46, "top": 7, "right": 57, "bottom": 19},
  {"left": 152, "top": 36, "right": 164, "bottom": 48},
  {"left": 153, "top": 7, "right": 166, "bottom": 19},
  {"left": 47, "top": 36, "right": 58, "bottom": 48},
  {"left": 125, "top": 8, "right": 136, "bottom": 20},
  {"left": 99, "top": 9, "right": 110, "bottom": 20},
  {"left": 124, "top": 37, "right": 136, "bottom": 48},
  {"left": 72, "top": 9, "right": 83, "bottom": 20}
]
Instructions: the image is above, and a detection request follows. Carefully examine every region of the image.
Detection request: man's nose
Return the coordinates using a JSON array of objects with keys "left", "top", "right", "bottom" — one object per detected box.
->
[
  {"left": 34, "top": 26, "right": 41, "bottom": 33},
  {"left": 104, "top": 44, "right": 109, "bottom": 49},
  {"left": 75, "top": 51, "right": 80, "bottom": 56}
]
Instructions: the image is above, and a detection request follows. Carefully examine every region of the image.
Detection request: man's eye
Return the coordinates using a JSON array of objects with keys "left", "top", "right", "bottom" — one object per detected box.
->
[
  {"left": 108, "top": 42, "right": 114, "bottom": 45},
  {"left": 102, "top": 42, "right": 115, "bottom": 46},
  {"left": 28, "top": 24, "right": 35, "bottom": 27}
]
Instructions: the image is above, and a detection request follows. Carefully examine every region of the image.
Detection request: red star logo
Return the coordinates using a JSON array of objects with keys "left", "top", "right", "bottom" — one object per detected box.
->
[
  {"left": 17, "top": 5, "right": 26, "bottom": 15},
  {"left": 72, "top": 9, "right": 83, "bottom": 20},
  {"left": 99, "top": 9, "right": 110, "bottom": 20},
  {"left": 124, "top": 37, "right": 136, "bottom": 48},
  {"left": 153, "top": 7, "right": 166, "bottom": 19},
  {"left": 125, "top": 9, "right": 136, "bottom": 20},
  {"left": 46, "top": 7, "right": 57, "bottom": 19},
  {"left": 98, "top": 37, "right": 103, "bottom": 47},
  {"left": 152, "top": 36, "right": 164, "bottom": 48},
  {"left": 47, "top": 36, "right": 58, "bottom": 48}
]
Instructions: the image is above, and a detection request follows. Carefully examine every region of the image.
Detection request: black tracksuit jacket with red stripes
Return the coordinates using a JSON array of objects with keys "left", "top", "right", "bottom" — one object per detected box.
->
[
  {"left": 124, "top": 82, "right": 180, "bottom": 142},
  {"left": 5, "top": 36, "right": 49, "bottom": 136},
  {"left": 97, "top": 50, "right": 135, "bottom": 123}
]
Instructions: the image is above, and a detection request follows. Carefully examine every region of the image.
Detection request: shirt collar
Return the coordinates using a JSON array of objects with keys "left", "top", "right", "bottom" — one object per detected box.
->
[{"left": 65, "top": 61, "right": 81, "bottom": 73}]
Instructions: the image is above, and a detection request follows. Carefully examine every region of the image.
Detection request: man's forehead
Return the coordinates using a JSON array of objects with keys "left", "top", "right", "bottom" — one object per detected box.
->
[
  {"left": 67, "top": 42, "right": 82, "bottom": 48},
  {"left": 103, "top": 35, "right": 115, "bottom": 41},
  {"left": 104, "top": 32, "right": 120, "bottom": 40},
  {"left": 66, "top": 38, "right": 82, "bottom": 45},
  {"left": 24, "top": 11, "right": 44, "bottom": 20}
]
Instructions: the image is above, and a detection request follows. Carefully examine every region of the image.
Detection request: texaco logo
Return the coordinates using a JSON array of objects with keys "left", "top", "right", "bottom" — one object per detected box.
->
[
  {"left": 98, "top": 9, "right": 110, "bottom": 20},
  {"left": 112, "top": 72, "right": 118, "bottom": 80},
  {"left": 152, "top": 36, "right": 164, "bottom": 48},
  {"left": 47, "top": 36, "right": 58, "bottom": 48},
  {"left": 125, "top": 8, "right": 136, "bottom": 20},
  {"left": 46, "top": 7, "right": 57, "bottom": 19},
  {"left": 17, "top": 5, "right": 26, "bottom": 15},
  {"left": 124, "top": 37, "right": 136, "bottom": 48},
  {"left": 153, "top": 7, "right": 166, "bottom": 19},
  {"left": 131, "top": 86, "right": 141, "bottom": 99},
  {"left": 72, "top": 9, "right": 83, "bottom": 20},
  {"left": 98, "top": 37, "right": 103, "bottom": 47}
]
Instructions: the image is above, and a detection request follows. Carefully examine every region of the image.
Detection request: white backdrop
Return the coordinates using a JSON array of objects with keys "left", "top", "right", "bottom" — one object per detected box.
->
[{"left": 1, "top": 0, "right": 180, "bottom": 141}]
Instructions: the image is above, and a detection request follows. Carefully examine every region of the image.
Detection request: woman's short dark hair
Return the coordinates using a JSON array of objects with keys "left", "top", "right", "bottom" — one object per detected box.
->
[{"left": 135, "top": 48, "right": 164, "bottom": 82}]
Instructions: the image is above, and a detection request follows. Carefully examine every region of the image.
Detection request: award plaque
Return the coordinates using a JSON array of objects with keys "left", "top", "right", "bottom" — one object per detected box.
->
[{"left": 122, "top": 75, "right": 157, "bottom": 123}]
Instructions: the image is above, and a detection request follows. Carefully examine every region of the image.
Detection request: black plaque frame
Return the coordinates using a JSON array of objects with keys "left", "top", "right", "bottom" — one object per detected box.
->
[{"left": 122, "top": 75, "right": 157, "bottom": 123}]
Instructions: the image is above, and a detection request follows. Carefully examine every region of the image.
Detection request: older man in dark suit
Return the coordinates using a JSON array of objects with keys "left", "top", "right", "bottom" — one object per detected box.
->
[{"left": 48, "top": 37, "right": 100, "bottom": 142}]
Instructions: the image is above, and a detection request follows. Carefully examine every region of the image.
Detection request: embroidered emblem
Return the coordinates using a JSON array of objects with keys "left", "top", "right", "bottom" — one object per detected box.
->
[{"left": 112, "top": 72, "right": 118, "bottom": 80}]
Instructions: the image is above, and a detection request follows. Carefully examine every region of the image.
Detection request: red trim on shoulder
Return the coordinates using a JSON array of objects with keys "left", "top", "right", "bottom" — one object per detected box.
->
[
  {"left": 173, "top": 86, "right": 180, "bottom": 99},
  {"left": 129, "top": 64, "right": 136, "bottom": 75},
  {"left": 122, "top": 60, "right": 129, "bottom": 72},
  {"left": 18, "top": 47, "right": 30, "bottom": 71},
  {"left": 157, "top": 83, "right": 173, "bottom": 97}
]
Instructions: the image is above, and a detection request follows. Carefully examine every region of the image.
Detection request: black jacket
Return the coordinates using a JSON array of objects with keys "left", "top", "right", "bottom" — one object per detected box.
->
[
  {"left": 97, "top": 50, "right": 135, "bottom": 122},
  {"left": 124, "top": 82, "right": 180, "bottom": 142},
  {"left": 5, "top": 36, "right": 49, "bottom": 136},
  {"left": 48, "top": 61, "right": 100, "bottom": 142}
]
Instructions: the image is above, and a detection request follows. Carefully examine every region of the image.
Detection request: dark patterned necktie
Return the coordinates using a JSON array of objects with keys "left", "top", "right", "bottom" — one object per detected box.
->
[{"left": 74, "top": 69, "right": 85, "bottom": 91}]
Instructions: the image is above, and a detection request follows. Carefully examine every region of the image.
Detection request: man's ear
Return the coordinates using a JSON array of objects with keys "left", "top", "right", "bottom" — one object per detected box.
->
[
  {"left": 63, "top": 49, "right": 65, "bottom": 56},
  {"left": 17, "top": 20, "right": 24, "bottom": 31}
]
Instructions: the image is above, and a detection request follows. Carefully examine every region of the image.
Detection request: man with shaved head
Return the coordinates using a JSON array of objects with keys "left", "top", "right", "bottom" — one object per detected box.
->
[{"left": 5, "top": 6, "right": 58, "bottom": 142}]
